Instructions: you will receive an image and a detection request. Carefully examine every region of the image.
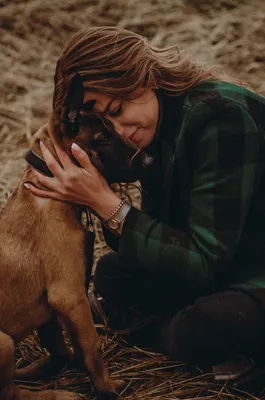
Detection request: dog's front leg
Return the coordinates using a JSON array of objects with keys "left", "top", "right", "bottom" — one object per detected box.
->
[{"left": 48, "top": 288, "right": 124, "bottom": 396}]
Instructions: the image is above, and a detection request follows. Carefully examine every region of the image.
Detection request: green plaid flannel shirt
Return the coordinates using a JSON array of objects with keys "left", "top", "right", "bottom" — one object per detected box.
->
[{"left": 106, "top": 81, "right": 265, "bottom": 297}]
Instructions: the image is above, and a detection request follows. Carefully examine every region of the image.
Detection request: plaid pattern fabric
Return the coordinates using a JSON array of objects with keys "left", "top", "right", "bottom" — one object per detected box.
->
[{"left": 111, "top": 81, "right": 265, "bottom": 296}]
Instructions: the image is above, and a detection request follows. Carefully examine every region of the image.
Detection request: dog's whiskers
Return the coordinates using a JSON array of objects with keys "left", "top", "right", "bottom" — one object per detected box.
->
[{"left": 129, "top": 148, "right": 142, "bottom": 166}]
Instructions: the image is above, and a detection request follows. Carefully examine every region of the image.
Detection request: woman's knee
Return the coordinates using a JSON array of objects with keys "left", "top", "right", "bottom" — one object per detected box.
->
[{"left": 162, "top": 295, "right": 225, "bottom": 364}]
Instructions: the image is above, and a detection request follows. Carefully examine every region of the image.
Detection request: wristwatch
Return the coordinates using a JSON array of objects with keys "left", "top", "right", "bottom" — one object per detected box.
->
[{"left": 103, "top": 198, "right": 131, "bottom": 230}]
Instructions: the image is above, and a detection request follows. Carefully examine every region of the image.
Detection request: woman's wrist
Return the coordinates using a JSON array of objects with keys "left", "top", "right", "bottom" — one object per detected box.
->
[
  {"left": 91, "top": 192, "right": 121, "bottom": 220},
  {"left": 92, "top": 192, "right": 131, "bottom": 236}
]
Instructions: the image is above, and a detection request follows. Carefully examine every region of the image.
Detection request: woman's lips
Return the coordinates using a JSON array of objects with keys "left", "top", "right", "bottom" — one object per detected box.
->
[{"left": 129, "top": 128, "right": 139, "bottom": 144}]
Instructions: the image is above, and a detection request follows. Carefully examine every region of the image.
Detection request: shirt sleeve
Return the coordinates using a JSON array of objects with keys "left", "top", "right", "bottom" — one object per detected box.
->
[
  {"left": 118, "top": 101, "right": 264, "bottom": 294},
  {"left": 101, "top": 224, "right": 120, "bottom": 252}
]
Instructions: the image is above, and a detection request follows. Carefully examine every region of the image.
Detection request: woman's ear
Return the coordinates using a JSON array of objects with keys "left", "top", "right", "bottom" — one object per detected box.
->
[{"left": 64, "top": 73, "right": 84, "bottom": 137}]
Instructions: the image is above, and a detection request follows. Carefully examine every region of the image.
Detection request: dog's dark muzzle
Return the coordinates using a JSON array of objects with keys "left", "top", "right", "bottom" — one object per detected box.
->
[{"left": 105, "top": 150, "right": 154, "bottom": 183}]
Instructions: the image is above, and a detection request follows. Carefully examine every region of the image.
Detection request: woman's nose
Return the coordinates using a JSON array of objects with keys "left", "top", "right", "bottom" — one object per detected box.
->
[
  {"left": 112, "top": 120, "right": 124, "bottom": 136},
  {"left": 108, "top": 117, "right": 136, "bottom": 140}
]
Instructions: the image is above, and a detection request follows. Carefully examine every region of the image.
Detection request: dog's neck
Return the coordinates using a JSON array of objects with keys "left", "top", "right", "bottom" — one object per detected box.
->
[
  {"left": 24, "top": 123, "right": 58, "bottom": 189},
  {"left": 25, "top": 116, "right": 69, "bottom": 185},
  {"left": 30, "top": 118, "right": 61, "bottom": 162},
  {"left": 23, "top": 121, "right": 84, "bottom": 219}
]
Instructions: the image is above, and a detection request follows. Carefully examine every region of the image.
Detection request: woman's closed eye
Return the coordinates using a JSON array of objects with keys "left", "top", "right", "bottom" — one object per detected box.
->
[{"left": 108, "top": 103, "right": 123, "bottom": 117}]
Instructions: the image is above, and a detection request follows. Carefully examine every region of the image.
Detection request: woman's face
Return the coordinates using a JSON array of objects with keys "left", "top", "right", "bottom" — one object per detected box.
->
[{"left": 83, "top": 89, "right": 159, "bottom": 149}]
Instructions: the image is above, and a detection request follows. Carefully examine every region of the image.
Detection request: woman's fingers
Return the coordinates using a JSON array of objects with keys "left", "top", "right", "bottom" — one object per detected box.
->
[
  {"left": 71, "top": 143, "right": 93, "bottom": 171},
  {"left": 24, "top": 181, "right": 61, "bottom": 200},
  {"left": 39, "top": 141, "right": 65, "bottom": 179},
  {"left": 31, "top": 169, "right": 59, "bottom": 191},
  {"left": 40, "top": 140, "right": 94, "bottom": 176},
  {"left": 24, "top": 140, "right": 106, "bottom": 206},
  {"left": 52, "top": 139, "right": 75, "bottom": 169}
]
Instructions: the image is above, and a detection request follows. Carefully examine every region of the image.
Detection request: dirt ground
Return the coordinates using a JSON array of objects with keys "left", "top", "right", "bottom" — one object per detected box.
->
[{"left": 1, "top": 0, "right": 265, "bottom": 398}]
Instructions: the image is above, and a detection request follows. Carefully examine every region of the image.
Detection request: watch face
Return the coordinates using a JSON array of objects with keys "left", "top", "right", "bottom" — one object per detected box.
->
[{"left": 108, "top": 219, "right": 119, "bottom": 230}]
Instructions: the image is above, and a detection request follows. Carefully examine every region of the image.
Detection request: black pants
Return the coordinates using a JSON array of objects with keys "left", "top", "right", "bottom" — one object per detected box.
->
[{"left": 93, "top": 251, "right": 265, "bottom": 367}]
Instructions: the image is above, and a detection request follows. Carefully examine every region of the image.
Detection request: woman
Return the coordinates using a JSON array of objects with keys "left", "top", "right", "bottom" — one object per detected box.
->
[{"left": 25, "top": 26, "right": 265, "bottom": 382}]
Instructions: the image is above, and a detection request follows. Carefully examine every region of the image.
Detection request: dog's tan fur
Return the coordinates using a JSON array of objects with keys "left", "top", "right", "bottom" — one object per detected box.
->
[{"left": 0, "top": 119, "right": 124, "bottom": 400}]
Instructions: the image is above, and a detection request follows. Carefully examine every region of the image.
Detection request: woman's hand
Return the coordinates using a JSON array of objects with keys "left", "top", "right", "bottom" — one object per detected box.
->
[{"left": 24, "top": 140, "right": 121, "bottom": 218}]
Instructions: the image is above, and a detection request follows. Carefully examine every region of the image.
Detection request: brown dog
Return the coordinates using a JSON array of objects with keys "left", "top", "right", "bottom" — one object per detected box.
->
[{"left": 0, "top": 74, "right": 152, "bottom": 400}]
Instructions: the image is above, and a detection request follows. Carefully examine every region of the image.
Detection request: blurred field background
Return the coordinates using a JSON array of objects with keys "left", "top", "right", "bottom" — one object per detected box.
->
[{"left": 1, "top": 0, "right": 265, "bottom": 399}]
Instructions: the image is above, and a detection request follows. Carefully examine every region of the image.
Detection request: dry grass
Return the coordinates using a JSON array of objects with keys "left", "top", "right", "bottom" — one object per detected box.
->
[
  {"left": 15, "top": 333, "right": 260, "bottom": 400},
  {"left": 2, "top": 0, "right": 265, "bottom": 398}
]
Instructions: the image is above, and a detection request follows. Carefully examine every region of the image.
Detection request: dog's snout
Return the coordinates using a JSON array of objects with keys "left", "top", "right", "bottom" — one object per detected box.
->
[
  {"left": 141, "top": 153, "right": 153, "bottom": 168},
  {"left": 131, "top": 150, "right": 154, "bottom": 169}
]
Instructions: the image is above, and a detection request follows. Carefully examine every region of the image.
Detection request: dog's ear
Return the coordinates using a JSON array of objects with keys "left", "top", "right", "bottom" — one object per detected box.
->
[{"left": 65, "top": 73, "right": 84, "bottom": 138}]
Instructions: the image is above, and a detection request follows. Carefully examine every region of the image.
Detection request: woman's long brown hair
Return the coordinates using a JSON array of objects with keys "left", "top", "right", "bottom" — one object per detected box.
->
[{"left": 53, "top": 26, "right": 247, "bottom": 112}]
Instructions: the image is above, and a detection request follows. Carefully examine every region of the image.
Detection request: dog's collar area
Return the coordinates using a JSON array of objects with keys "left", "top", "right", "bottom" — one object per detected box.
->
[
  {"left": 25, "top": 150, "right": 54, "bottom": 177},
  {"left": 84, "top": 207, "right": 95, "bottom": 233}
]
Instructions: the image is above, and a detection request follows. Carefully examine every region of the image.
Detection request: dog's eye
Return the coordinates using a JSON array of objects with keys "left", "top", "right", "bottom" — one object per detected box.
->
[
  {"left": 91, "top": 128, "right": 111, "bottom": 145},
  {"left": 98, "top": 136, "right": 109, "bottom": 144}
]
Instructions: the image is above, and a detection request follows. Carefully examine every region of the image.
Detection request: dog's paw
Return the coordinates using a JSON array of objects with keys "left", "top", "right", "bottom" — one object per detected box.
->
[
  {"left": 19, "top": 389, "right": 85, "bottom": 400},
  {"left": 96, "top": 379, "right": 126, "bottom": 398},
  {"left": 56, "top": 392, "right": 85, "bottom": 400},
  {"left": 109, "top": 379, "right": 126, "bottom": 393},
  {"left": 52, "top": 391, "right": 85, "bottom": 400},
  {"left": 15, "top": 355, "right": 70, "bottom": 381}
]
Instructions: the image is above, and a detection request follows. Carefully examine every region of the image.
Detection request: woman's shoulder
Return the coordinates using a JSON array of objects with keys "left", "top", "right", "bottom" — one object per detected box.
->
[
  {"left": 182, "top": 80, "right": 265, "bottom": 128},
  {"left": 184, "top": 80, "right": 265, "bottom": 109}
]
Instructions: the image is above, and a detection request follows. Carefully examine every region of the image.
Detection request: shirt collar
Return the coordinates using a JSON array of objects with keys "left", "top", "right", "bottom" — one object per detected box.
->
[{"left": 145, "top": 89, "right": 186, "bottom": 154}]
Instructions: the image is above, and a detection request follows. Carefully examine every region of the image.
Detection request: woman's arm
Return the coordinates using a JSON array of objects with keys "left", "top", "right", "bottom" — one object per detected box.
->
[{"left": 118, "top": 102, "right": 264, "bottom": 294}]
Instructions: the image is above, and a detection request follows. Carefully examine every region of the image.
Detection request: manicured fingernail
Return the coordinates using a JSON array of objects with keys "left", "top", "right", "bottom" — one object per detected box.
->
[
  {"left": 39, "top": 140, "right": 44, "bottom": 147},
  {"left": 71, "top": 143, "right": 80, "bottom": 152},
  {"left": 24, "top": 183, "right": 30, "bottom": 189}
]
